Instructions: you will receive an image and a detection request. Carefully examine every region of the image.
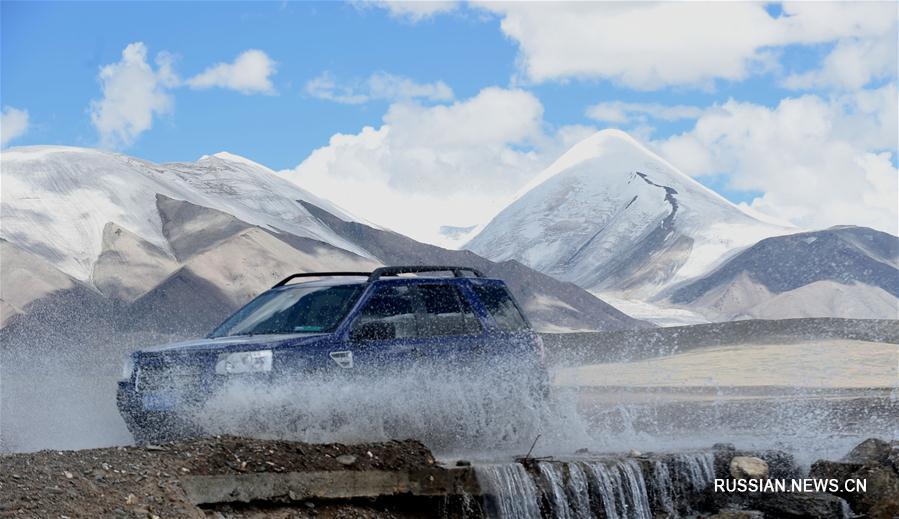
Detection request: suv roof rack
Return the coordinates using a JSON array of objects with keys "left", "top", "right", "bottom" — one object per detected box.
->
[
  {"left": 368, "top": 266, "right": 484, "bottom": 281},
  {"left": 272, "top": 266, "right": 484, "bottom": 288},
  {"left": 272, "top": 272, "right": 371, "bottom": 287}
]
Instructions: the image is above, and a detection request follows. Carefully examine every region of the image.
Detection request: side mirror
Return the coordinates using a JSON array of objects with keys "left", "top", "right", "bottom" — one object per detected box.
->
[{"left": 350, "top": 321, "right": 396, "bottom": 343}]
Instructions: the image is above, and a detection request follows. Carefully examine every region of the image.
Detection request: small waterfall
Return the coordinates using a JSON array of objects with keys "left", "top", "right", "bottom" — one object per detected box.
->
[
  {"left": 584, "top": 460, "right": 652, "bottom": 519},
  {"left": 586, "top": 461, "right": 624, "bottom": 519},
  {"left": 475, "top": 463, "right": 542, "bottom": 519},
  {"left": 536, "top": 462, "right": 592, "bottom": 519},
  {"left": 672, "top": 452, "right": 715, "bottom": 493},
  {"left": 617, "top": 460, "right": 653, "bottom": 519},
  {"left": 538, "top": 462, "right": 573, "bottom": 519},
  {"left": 650, "top": 459, "right": 676, "bottom": 515},
  {"left": 566, "top": 463, "right": 593, "bottom": 519},
  {"left": 474, "top": 451, "right": 718, "bottom": 518}
]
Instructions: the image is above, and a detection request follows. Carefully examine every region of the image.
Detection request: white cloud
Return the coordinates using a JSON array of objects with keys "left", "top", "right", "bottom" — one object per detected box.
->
[
  {"left": 784, "top": 33, "right": 898, "bottom": 91},
  {"left": 586, "top": 101, "right": 704, "bottom": 124},
  {"left": 1, "top": 106, "right": 29, "bottom": 147},
  {"left": 361, "top": 0, "right": 458, "bottom": 22},
  {"left": 88, "top": 43, "right": 279, "bottom": 147},
  {"left": 477, "top": 2, "right": 897, "bottom": 89},
  {"left": 89, "top": 42, "right": 179, "bottom": 149},
  {"left": 283, "top": 87, "right": 583, "bottom": 244},
  {"left": 305, "top": 73, "right": 368, "bottom": 104},
  {"left": 367, "top": 72, "right": 453, "bottom": 102},
  {"left": 187, "top": 49, "right": 276, "bottom": 94},
  {"left": 654, "top": 84, "right": 899, "bottom": 234},
  {"left": 306, "top": 71, "right": 453, "bottom": 104}
]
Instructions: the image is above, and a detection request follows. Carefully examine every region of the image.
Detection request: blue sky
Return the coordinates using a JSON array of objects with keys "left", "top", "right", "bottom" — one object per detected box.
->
[
  {"left": 3, "top": 2, "right": 518, "bottom": 166},
  {"left": 2, "top": 2, "right": 897, "bottom": 241}
]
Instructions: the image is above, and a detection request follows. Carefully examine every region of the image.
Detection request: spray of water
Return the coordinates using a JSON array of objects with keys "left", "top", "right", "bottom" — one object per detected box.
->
[
  {"left": 179, "top": 361, "right": 592, "bottom": 458},
  {"left": 3, "top": 313, "right": 894, "bottom": 472}
]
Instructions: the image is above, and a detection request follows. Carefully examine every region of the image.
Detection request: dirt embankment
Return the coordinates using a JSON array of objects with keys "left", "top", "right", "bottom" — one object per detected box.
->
[{"left": 0, "top": 437, "right": 442, "bottom": 518}]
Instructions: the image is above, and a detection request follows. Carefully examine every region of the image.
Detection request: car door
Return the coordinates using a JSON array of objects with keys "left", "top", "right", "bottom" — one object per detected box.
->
[
  {"left": 468, "top": 281, "right": 542, "bottom": 367},
  {"left": 341, "top": 284, "right": 425, "bottom": 374},
  {"left": 405, "top": 283, "right": 487, "bottom": 370}
]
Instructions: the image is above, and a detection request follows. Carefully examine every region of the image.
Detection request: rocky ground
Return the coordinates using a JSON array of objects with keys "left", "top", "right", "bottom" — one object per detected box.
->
[
  {"left": 2, "top": 436, "right": 897, "bottom": 518},
  {"left": 0, "top": 437, "right": 441, "bottom": 518},
  {"left": 701, "top": 438, "right": 899, "bottom": 519},
  {"left": 808, "top": 438, "right": 899, "bottom": 519}
]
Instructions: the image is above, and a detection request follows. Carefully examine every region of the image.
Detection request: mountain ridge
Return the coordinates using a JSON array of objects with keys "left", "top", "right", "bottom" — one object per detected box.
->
[
  {"left": 1, "top": 145, "right": 644, "bottom": 333},
  {"left": 662, "top": 226, "right": 899, "bottom": 321}
]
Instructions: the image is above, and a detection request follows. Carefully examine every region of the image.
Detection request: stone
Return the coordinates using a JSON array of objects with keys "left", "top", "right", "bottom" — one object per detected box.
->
[
  {"left": 752, "top": 492, "right": 851, "bottom": 519},
  {"left": 729, "top": 456, "right": 768, "bottom": 480},
  {"left": 811, "top": 459, "right": 899, "bottom": 519},
  {"left": 889, "top": 441, "right": 899, "bottom": 472},
  {"left": 756, "top": 450, "right": 801, "bottom": 479},
  {"left": 842, "top": 438, "right": 891, "bottom": 466},
  {"left": 335, "top": 454, "right": 357, "bottom": 466},
  {"left": 809, "top": 460, "right": 862, "bottom": 481},
  {"left": 722, "top": 449, "right": 800, "bottom": 480}
]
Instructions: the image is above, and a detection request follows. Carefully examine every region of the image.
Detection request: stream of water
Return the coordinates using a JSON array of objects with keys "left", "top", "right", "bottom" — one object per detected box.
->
[{"left": 474, "top": 451, "right": 717, "bottom": 518}]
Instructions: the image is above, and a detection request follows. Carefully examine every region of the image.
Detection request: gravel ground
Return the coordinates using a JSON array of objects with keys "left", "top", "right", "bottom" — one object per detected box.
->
[{"left": 0, "top": 437, "right": 437, "bottom": 518}]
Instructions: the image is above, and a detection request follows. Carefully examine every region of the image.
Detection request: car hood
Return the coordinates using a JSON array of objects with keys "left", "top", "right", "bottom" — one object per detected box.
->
[{"left": 140, "top": 333, "right": 328, "bottom": 355}]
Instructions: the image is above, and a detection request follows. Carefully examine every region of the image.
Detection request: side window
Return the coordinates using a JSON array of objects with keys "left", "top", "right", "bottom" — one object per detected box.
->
[
  {"left": 352, "top": 285, "right": 418, "bottom": 340},
  {"left": 471, "top": 284, "right": 529, "bottom": 332},
  {"left": 415, "top": 284, "right": 482, "bottom": 338}
]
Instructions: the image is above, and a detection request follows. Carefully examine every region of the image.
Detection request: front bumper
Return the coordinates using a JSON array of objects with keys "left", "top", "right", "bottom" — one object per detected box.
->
[{"left": 117, "top": 381, "right": 200, "bottom": 443}]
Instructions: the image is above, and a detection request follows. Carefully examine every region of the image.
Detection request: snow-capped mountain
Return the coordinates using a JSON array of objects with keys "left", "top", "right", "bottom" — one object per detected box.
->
[
  {"left": 2, "top": 146, "right": 369, "bottom": 283},
  {"left": 466, "top": 129, "right": 793, "bottom": 298},
  {"left": 1, "top": 145, "right": 642, "bottom": 333}
]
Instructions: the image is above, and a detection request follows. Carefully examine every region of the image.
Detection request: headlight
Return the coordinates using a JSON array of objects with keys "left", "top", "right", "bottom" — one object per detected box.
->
[
  {"left": 121, "top": 354, "right": 135, "bottom": 381},
  {"left": 215, "top": 350, "right": 273, "bottom": 375}
]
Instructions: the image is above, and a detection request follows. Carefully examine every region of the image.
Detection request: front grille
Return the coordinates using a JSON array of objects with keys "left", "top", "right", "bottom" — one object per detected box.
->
[{"left": 136, "top": 357, "right": 207, "bottom": 393}]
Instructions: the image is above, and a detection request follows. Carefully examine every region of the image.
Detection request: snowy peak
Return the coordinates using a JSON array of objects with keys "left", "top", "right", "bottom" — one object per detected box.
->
[
  {"left": 467, "top": 130, "right": 792, "bottom": 297},
  {"left": 0, "top": 146, "right": 370, "bottom": 282},
  {"left": 515, "top": 129, "right": 734, "bottom": 211},
  {"left": 519, "top": 129, "right": 647, "bottom": 192},
  {"left": 197, "top": 151, "right": 270, "bottom": 170}
]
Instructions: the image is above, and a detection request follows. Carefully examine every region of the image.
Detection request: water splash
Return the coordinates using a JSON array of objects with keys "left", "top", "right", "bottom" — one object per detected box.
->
[{"left": 186, "top": 362, "right": 592, "bottom": 458}]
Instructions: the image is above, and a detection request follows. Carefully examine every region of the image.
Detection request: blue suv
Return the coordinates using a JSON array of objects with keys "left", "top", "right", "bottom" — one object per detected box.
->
[{"left": 117, "top": 266, "right": 549, "bottom": 443}]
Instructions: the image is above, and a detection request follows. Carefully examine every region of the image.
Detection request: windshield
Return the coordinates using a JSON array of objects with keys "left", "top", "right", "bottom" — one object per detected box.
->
[{"left": 209, "top": 284, "right": 363, "bottom": 338}]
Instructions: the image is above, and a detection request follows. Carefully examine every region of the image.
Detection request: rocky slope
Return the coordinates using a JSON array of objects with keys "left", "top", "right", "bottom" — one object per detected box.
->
[{"left": 665, "top": 226, "right": 899, "bottom": 321}]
